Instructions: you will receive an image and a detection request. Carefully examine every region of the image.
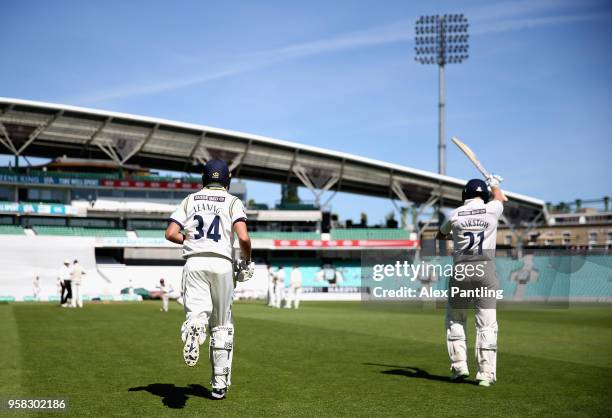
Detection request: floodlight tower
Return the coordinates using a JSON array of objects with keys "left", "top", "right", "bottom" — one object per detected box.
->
[{"left": 415, "top": 14, "right": 469, "bottom": 175}]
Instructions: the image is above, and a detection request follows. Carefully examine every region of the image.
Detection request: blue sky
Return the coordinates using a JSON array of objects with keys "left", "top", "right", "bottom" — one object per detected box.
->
[{"left": 1, "top": 0, "right": 611, "bottom": 223}]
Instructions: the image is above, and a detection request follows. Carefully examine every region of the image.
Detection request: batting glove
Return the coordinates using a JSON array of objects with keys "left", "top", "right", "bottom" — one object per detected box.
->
[
  {"left": 235, "top": 260, "right": 255, "bottom": 282},
  {"left": 486, "top": 174, "right": 503, "bottom": 188}
]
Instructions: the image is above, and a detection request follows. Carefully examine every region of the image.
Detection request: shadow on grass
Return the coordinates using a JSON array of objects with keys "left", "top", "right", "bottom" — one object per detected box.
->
[
  {"left": 364, "top": 363, "right": 478, "bottom": 385},
  {"left": 128, "top": 383, "right": 212, "bottom": 408}
]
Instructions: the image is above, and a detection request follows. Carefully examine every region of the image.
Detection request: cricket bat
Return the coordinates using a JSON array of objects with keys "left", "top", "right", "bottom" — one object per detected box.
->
[{"left": 451, "top": 136, "right": 508, "bottom": 202}]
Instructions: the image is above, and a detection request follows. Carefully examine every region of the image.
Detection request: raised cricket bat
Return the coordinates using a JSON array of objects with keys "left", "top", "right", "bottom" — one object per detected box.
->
[{"left": 451, "top": 136, "right": 508, "bottom": 202}]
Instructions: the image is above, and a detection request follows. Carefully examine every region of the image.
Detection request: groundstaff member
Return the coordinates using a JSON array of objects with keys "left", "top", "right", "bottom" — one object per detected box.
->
[
  {"left": 437, "top": 176, "right": 504, "bottom": 387},
  {"left": 165, "top": 159, "right": 254, "bottom": 400}
]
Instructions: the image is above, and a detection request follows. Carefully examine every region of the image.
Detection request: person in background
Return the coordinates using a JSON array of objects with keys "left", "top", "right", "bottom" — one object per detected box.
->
[
  {"left": 267, "top": 265, "right": 276, "bottom": 307},
  {"left": 59, "top": 259, "right": 72, "bottom": 307},
  {"left": 274, "top": 267, "right": 285, "bottom": 308},
  {"left": 56, "top": 276, "right": 63, "bottom": 304},
  {"left": 286, "top": 265, "right": 302, "bottom": 309},
  {"left": 157, "top": 278, "right": 173, "bottom": 312},
  {"left": 33, "top": 276, "right": 41, "bottom": 301},
  {"left": 70, "top": 259, "right": 86, "bottom": 308}
]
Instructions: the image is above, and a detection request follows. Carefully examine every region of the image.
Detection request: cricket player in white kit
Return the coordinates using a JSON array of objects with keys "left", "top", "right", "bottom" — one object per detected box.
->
[
  {"left": 285, "top": 265, "right": 302, "bottom": 309},
  {"left": 437, "top": 176, "right": 504, "bottom": 387},
  {"left": 274, "top": 267, "right": 285, "bottom": 308},
  {"left": 165, "top": 159, "right": 254, "bottom": 400},
  {"left": 157, "top": 278, "right": 172, "bottom": 312},
  {"left": 70, "top": 260, "right": 86, "bottom": 308}
]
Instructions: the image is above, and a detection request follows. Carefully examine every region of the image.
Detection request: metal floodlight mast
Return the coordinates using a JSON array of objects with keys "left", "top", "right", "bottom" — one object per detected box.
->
[{"left": 415, "top": 14, "right": 469, "bottom": 175}]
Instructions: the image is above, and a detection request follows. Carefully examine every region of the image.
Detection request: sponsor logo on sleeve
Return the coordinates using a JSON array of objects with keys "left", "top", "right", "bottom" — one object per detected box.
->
[{"left": 194, "top": 195, "right": 226, "bottom": 202}]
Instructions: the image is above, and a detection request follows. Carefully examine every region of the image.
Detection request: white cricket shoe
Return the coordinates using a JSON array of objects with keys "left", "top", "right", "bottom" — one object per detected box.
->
[
  {"left": 478, "top": 379, "right": 493, "bottom": 387},
  {"left": 211, "top": 388, "right": 227, "bottom": 400},
  {"left": 450, "top": 367, "right": 470, "bottom": 381},
  {"left": 182, "top": 323, "right": 203, "bottom": 367}
]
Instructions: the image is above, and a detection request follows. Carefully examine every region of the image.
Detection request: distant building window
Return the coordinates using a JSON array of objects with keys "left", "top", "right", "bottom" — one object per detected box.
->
[
  {"left": 26, "top": 188, "right": 64, "bottom": 203},
  {"left": 98, "top": 189, "right": 125, "bottom": 198},
  {"left": 72, "top": 189, "right": 97, "bottom": 201},
  {"left": 504, "top": 235, "right": 512, "bottom": 245},
  {"left": 124, "top": 190, "right": 147, "bottom": 199},
  {"left": 148, "top": 191, "right": 171, "bottom": 200},
  {"left": 545, "top": 239, "right": 553, "bottom": 246},
  {"left": 607, "top": 231, "right": 612, "bottom": 243},
  {"left": 562, "top": 231, "right": 571, "bottom": 245},
  {"left": 70, "top": 218, "right": 117, "bottom": 228},
  {"left": 588, "top": 231, "right": 597, "bottom": 244},
  {"left": 0, "top": 187, "right": 12, "bottom": 201}
]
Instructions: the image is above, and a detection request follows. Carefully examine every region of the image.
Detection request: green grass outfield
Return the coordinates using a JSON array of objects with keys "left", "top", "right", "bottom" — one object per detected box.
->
[{"left": 1, "top": 301, "right": 611, "bottom": 417}]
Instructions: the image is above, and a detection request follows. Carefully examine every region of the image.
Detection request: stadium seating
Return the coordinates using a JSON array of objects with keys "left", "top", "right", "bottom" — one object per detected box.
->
[
  {"left": 270, "top": 260, "right": 362, "bottom": 287},
  {"left": 33, "top": 226, "right": 127, "bottom": 237},
  {"left": 133, "top": 230, "right": 322, "bottom": 240},
  {"left": 3, "top": 169, "right": 200, "bottom": 183},
  {"left": 28, "top": 170, "right": 121, "bottom": 180},
  {"left": 0, "top": 225, "right": 24, "bottom": 235},
  {"left": 330, "top": 228, "right": 410, "bottom": 240},
  {"left": 250, "top": 231, "right": 321, "bottom": 240},
  {"left": 135, "top": 229, "right": 165, "bottom": 238}
]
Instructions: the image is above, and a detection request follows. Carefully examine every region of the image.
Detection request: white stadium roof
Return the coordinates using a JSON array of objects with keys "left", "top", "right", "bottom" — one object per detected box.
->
[{"left": 0, "top": 97, "right": 545, "bottom": 219}]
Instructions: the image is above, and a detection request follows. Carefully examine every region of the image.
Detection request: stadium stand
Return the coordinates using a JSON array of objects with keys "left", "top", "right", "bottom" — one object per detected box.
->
[
  {"left": 271, "top": 260, "right": 362, "bottom": 287},
  {"left": 0, "top": 236, "right": 111, "bottom": 300},
  {"left": 331, "top": 228, "right": 411, "bottom": 240},
  {"left": 0, "top": 225, "right": 24, "bottom": 235},
  {"left": 275, "top": 203, "right": 318, "bottom": 210},
  {"left": 138, "top": 230, "right": 325, "bottom": 239},
  {"left": 28, "top": 170, "right": 121, "bottom": 180},
  {"left": 250, "top": 231, "right": 321, "bottom": 240},
  {"left": 135, "top": 229, "right": 165, "bottom": 238},
  {"left": 33, "top": 226, "right": 127, "bottom": 237}
]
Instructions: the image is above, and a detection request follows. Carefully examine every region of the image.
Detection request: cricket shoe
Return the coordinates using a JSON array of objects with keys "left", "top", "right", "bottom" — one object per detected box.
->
[
  {"left": 182, "top": 323, "right": 205, "bottom": 367},
  {"left": 478, "top": 379, "right": 493, "bottom": 387},
  {"left": 450, "top": 367, "right": 470, "bottom": 381},
  {"left": 211, "top": 388, "right": 227, "bottom": 400}
]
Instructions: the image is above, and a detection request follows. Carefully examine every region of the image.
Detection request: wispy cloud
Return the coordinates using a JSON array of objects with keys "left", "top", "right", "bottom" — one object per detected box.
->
[
  {"left": 73, "top": 21, "right": 414, "bottom": 105},
  {"left": 251, "top": 20, "right": 413, "bottom": 61},
  {"left": 473, "top": 12, "right": 612, "bottom": 35},
  {"left": 73, "top": 1, "right": 609, "bottom": 104}
]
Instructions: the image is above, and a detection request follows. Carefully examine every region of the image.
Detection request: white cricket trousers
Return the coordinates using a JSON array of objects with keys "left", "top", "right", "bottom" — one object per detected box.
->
[
  {"left": 182, "top": 256, "right": 234, "bottom": 326},
  {"left": 71, "top": 283, "right": 83, "bottom": 308},
  {"left": 446, "top": 260, "right": 498, "bottom": 382},
  {"left": 161, "top": 294, "right": 169, "bottom": 312},
  {"left": 182, "top": 255, "right": 235, "bottom": 390},
  {"left": 274, "top": 283, "right": 284, "bottom": 308},
  {"left": 286, "top": 286, "right": 301, "bottom": 309}
]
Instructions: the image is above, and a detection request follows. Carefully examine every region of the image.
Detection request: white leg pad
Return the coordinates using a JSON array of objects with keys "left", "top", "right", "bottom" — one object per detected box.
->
[
  {"left": 447, "top": 322, "right": 468, "bottom": 369},
  {"left": 209, "top": 325, "right": 234, "bottom": 389},
  {"left": 475, "top": 324, "right": 498, "bottom": 381}
]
